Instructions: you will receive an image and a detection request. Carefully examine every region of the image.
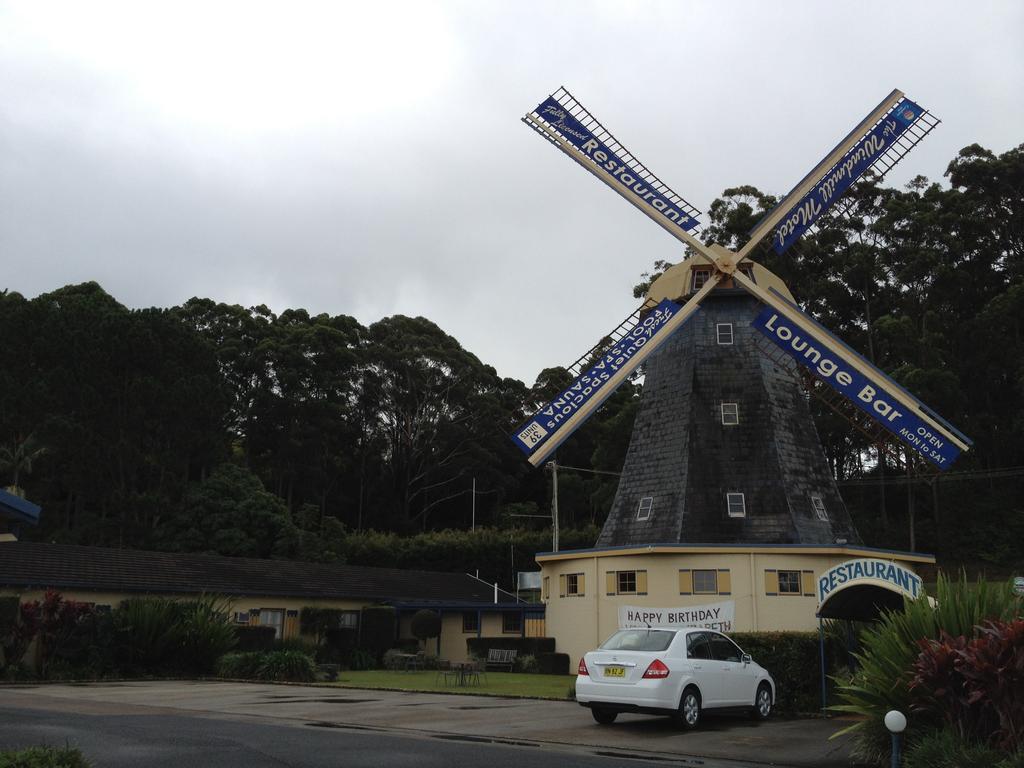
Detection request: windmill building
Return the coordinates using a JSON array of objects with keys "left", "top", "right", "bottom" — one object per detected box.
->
[{"left": 518, "top": 89, "right": 963, "bottom": 665}]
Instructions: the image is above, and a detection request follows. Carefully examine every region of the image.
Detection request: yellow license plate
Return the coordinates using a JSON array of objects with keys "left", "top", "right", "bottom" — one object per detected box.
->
[{"left": 604, "top": 667, "right": 625, "bottom": 678}]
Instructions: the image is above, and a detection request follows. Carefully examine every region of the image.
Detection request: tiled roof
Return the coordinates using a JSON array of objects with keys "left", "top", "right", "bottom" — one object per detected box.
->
[{"left": 0, "top": 541, "right": 500, "bottom": 604}]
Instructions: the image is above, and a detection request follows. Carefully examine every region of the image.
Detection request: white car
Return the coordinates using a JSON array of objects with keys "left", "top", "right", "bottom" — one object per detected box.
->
[{"left": 575, "top": 627, "right": 775, "bottom": 728}]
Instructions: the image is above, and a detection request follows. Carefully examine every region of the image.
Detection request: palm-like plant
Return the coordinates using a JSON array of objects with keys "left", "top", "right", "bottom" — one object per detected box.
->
[{"left": 0, "top": 433, "right": 46, "bottom": 493}]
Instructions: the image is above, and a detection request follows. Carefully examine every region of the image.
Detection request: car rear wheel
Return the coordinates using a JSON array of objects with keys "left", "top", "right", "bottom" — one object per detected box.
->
[
  {"left": 751, "top": 683, "right": 772, "bottom": 720},
  {"left": 591, "top": 707, "right": 617, "bottom": 725},
  {"left": 675, "top": 687, "right": 701, "bottom": 730}
]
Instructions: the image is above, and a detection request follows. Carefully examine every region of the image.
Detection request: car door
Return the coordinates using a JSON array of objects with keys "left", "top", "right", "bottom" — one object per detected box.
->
[
  {"left": 685, "top": 631, "right": 723, "bottom": 707},
  {"left": 707, "top": 632, "right": 749, "bottom": 705}
]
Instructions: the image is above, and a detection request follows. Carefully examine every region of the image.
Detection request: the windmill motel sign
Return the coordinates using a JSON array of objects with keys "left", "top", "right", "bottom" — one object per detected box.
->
[{"left": 513, "top": 87, "right": 970, "bottom": 663}]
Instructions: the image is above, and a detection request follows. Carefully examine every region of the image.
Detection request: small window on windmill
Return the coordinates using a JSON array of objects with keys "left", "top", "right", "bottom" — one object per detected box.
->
[
  {"left": 811, "top": 494, "right": 828, "bottom": 521},
  {"left": 692, "top": 268, "right": 711, "bottom": 291},
  {"left": 721, "top": 402, "right": 739, "bottom": 425},
  {"left": 636, "top": 496, "right": 654, "bottom": 521},
  {"left": 726, "top": 492, "right": 746, "bottom": 518},
  {"left": 716, "top": 323, "right": 734, "bottom": 345}
]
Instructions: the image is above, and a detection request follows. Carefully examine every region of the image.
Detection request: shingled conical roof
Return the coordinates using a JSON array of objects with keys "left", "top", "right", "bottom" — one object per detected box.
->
[{"left": 596, "top": 259, "right": 862, "bottom": 548}]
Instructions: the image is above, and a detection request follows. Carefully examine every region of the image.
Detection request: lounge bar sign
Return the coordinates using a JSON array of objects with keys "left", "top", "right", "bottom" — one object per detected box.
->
[
  {"left": 532, "top": 96, "right": 699, "bottom": 232},
  {"left": 512, "top": 300, "right": 686, "bottom": 457},
  {"left": 817, "top": 559, "right": 923, "bottom": 608},
  {"left": 752, "top": 307, "right": 962, "bottom": 469},
  {"left": 772, "top": 98, "right": 924, "bottom": 254}
]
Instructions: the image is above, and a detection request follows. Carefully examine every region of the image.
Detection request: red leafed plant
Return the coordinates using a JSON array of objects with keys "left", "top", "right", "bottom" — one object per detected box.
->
[{"left": 910, "top": 619, "right": 1024, "bottom": 752}]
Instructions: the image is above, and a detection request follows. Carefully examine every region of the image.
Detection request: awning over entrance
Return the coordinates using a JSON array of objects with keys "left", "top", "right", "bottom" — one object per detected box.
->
[{"left": 816, "top": 558, "right": 924, "bottom": 622}]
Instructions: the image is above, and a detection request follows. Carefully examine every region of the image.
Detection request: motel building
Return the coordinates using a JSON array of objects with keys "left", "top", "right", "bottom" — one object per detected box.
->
[{"left": 534, "top": 258, "right": 937, "bottom": 664}]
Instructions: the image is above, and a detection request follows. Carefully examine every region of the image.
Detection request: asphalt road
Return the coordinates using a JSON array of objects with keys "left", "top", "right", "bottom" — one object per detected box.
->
[{"left": 0, "top": 682, "right": 857, "bottom": 768}]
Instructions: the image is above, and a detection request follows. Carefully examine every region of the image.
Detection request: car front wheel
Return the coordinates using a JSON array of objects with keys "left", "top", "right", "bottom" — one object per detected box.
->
[
  {"left": 676, "top": 687, "right": 701, "bottom": 730},
  {"left": 591, "top": 707, "right": 617, "bottom": 725},
  {"left": 751, "top": 683, "right": 772, "bottom": 720}
]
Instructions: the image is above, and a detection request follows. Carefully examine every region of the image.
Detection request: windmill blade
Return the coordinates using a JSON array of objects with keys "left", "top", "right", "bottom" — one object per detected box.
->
[
  {"left": 732, "top": 270, "right": 971, "bottom": 469},
  {"left": 524, "top": 88, "right": 710, "bottom": 258},
  {"left": 512, "top": 275, "right": 722, "bottom": 467},
  {"left": 739, "top": 90, "right": 939, "bottom": 260}
]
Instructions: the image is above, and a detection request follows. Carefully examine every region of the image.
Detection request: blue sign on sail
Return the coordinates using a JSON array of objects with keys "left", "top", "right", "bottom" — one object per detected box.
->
[
  {"left": 771, "top": 98, "right": 923, "bottom": 254},
  {"left": 512, "top": 300, "right": 686, "bottom": 457},
  {"left": 752, "top": 306, "right": 962, "bottom": 469},
  {"left": 533, "top": 96, "right": 699, "bottom": 233}
]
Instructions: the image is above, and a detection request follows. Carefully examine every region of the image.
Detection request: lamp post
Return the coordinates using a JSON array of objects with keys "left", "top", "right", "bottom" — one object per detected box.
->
[{"left": 884, "top": 710, "right": 907, "bottom": 768}]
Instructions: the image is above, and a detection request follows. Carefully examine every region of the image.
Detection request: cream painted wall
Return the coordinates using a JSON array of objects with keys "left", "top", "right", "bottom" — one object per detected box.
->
[{"left": 539, "top": 549, "right": 928, "bottom": 665}]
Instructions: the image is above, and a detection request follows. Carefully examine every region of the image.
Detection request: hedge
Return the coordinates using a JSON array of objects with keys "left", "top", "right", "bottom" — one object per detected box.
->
[
  {"left": 466, "top": 637, "right": 555, "bottom": 658},
  {"left": 730, "top": 631, "right": 841, "bottom": 715},
  {"left": 537, "top": 652, "right": 570, "bottom": 675},
  {"left": 360, "top": 606, "right": 397, "bottom": 662},
  {"left": 233, "top": 625, "right": 276, "bottom": 652}
]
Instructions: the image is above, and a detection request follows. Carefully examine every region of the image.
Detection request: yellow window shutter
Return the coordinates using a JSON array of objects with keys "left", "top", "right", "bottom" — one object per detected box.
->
[
  {"left": 559, "top": 574, "right": 566, "bottom": 598},
  {"left": 718, "top": 569, "right": 731, "bottom": 595},
  {"left": 637, "top": 570, "right": 648, "bottom": 595},
  {"left": 578, "top": 573, "right": 586, "bottom": 596},
  {"left": 801, "top": 570, "right": 815, "bottom": 596},
  {"left": 679, "top": 569, "right": 693, "bottom": 595},
  {"left": 606, "top": 571, "right": 617, "bottom": 595},
  {"left": 765, "top": 570, "right": 779, "bottom": 596}
]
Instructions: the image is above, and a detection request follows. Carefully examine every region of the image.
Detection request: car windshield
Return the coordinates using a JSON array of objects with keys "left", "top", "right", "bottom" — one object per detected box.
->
[{"left": 599, "top": 629, "right": 675, "bottom": 652}]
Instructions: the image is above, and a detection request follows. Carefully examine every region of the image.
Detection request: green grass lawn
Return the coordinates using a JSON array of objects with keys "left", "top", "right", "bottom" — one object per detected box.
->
[{"left": 329, "top": 670, "right": 575, "bottom": 700}]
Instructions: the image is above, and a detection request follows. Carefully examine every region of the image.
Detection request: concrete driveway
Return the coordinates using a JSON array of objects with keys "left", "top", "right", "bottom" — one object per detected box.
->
[{"left": 1, "top": 681, "right": 857, "bottom": 767}]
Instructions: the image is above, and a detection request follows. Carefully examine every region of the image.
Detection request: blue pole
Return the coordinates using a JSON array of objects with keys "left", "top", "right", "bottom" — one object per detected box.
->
[
  {"left": 891, "top": 732, "right": 901, "bottom": 768},
  {"left": 818, "top": 618, "right": 828, "bottom": 715}
]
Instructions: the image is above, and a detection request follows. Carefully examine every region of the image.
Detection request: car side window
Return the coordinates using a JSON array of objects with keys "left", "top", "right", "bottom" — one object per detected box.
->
[
  {"left": 686, "top": 632, "right": 712, "bottom": 660},
  {"left": 708, "top": 633, "right": 742, "bottom": 663}
]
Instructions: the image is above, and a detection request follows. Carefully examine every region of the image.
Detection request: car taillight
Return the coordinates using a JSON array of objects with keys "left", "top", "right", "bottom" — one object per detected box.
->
[
  {"left": 577, "top": 658, "right": 589, "bottom": 676},
  {"left": 642, "top": 659, "right": 670, "bottom": 679}
]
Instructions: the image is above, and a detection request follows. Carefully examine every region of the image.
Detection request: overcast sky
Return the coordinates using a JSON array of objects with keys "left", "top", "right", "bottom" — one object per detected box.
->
[{"left": 2, "top": 0, "right": 1021, "bottom": 385}]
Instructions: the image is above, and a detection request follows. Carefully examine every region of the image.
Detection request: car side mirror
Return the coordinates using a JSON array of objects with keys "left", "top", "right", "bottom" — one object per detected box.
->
[{"left": 741, "top": 653, "right": 752, "bottom": 665}]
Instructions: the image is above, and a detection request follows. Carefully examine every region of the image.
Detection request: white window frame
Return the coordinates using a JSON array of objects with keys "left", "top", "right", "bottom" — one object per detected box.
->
[
  {"left": 721, "top": 402, "right": 739, "bottom": 425},
  {"left": 259, "top": 608, "right": 285, "bottom": 638},
  {"left": 726, "top": 492, "right": 746, "bottom": 518},
  {"left": 778, "top": 570, "right": 802, "bottom": 594},
  {"left": 811, "top": 494, "right": 828, "bottom": 521},
  {"left": 692, "top": 569, "right": 718, "bottom": 594},
  {"left": 636, "top": 496, "right": 654, "bottom": 521},
  {"left": 693, "top": 269, "right": 711, "bottom": 291},
  {"left": 716, "top": 323, "right": 734, "bottom": 345}
]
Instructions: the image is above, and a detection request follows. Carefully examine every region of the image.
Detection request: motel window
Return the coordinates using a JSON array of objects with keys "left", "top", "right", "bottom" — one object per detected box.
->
[
  {"left": 618, "top": 571, "right": 637, "bottom": 594},
  {"left": 233, "top": 611, "right": 249, "bottom": 625},
  {"left": 778, "top": 570, "right": 802, "bottom": 594},
  {"left": 339, "top": 611, "right": 359, "bottom": 629},
  {"left": 693, "top": 569, "right": 718, "bottom": 594},
  {"left": 811, "top": 494, "right": 828, "bottom": 521},
  {"left": 716, "top": 323, "right": 734, "bottom": 345},
  {"left": 259, "top": 608, "right": 285, "bottom": 638},
  {"left": 726, "top": 492, "right": 746, "bottom": 518},
  {"left": 503, "top": 612, "right": 522, "bottom": 634},
  {"left": 463, "top": 612, "right": 479, "bottom": 633},
  {"left": 721, "top": 402, "right": 739, "bottom": 425},
  {"left": 693, "top": 269, "right": 711, "bottom": 291},
  {"left": 566, "top": 572, "right": 584, "bottom": 596},
  {"left": 636, "top": 496, "right": 653, "bottom": 521},
  {"left": 607, "top": 570, "right": 647, "bottom": 595}
]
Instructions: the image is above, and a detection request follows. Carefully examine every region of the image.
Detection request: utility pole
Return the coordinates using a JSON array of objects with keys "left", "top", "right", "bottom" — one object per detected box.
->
[{"left": 549, "top": 460, "right": 560, "bottom": 552}]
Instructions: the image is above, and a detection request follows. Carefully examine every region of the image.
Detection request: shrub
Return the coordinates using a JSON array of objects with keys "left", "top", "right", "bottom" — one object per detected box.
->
[
  {"left": 359, "top": 606, "right": 396, "bottom": 662},
  {"left": 179, "top": 596, "right": 236, "bottom": 674},
  {"left": 833, "top": 574, "right": 1022, "bottom": 766},
  {"left": 0, "top": 746, "right": 91, "bottom": 767},
  {"left": 114, "top": 597, "right": 184, "bottom": 673},
  {"left": 513, "top": 654, "right": 538, "bottom": 673},
  {"left": 1, "top": 600, "right": 40, "bottom": 672},
  {"left": 410, "top": 610, "right": 441, "bottom": 647},
  {"left": 904, "top": 728, "right": 1007, "bottom": 768},
  {"left": 910, "top": 619, "right": 1024, "bottom": 752},
  {"left": 216, "top": 651, "right": 264, "bottom": 679},
  {"left": 299, "top": 608, "right": 346, "bottom": 645},
  {"left": 256, "top": 650, "right": 316, "bottom": 682},
  {"left": 347, "top": 648, "right": 376, "bottom": 670},
  {"left": 730, "top": 631, "right": 836, "bottom": 715},
  {"left": 234, "top": 625, "right": 276, "bottom": 652},
  {"left": 536, "top": 652, "right": 570, "bottom": 675}
]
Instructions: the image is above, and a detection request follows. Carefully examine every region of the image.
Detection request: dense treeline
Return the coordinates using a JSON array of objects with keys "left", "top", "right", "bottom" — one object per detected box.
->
[{"left": 1, "top": 143, "right": 1021, "bottom": 574}]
